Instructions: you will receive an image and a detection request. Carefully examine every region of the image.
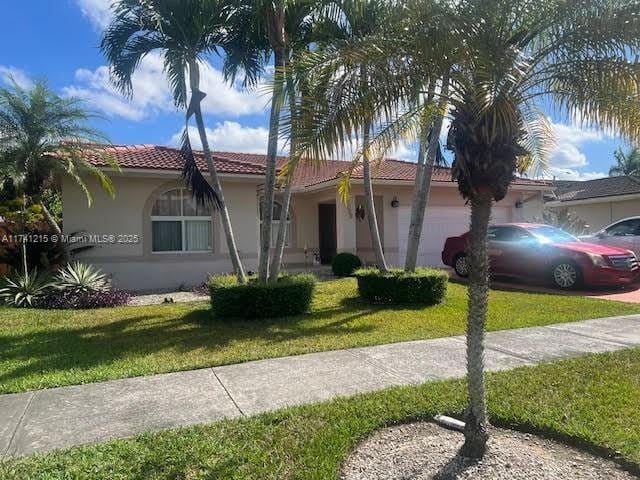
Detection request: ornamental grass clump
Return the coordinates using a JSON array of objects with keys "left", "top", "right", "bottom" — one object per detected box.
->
[
  {"left": 354, "top": 268, "right": 448, "bottom": 305},
  {"left": 209, "top": 273, "right": 316, "bottom": 318}
]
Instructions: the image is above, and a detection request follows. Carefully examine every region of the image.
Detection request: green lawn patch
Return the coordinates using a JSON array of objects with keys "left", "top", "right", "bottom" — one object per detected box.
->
[
  {"left": 2, "top": 348, "right": 638, "bottom": 479},
  {"left": 1, "top": 278, "right": 639, "bottom": 393}
]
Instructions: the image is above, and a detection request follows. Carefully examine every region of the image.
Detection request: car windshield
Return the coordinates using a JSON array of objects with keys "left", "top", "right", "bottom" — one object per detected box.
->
[{"left": 527, "top": 226, "right": 577, "bottom": 243}]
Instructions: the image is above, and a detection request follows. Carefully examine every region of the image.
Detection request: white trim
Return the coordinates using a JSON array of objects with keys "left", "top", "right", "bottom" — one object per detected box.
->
[
  {"left": 546, "top": 192, "right": 640, "bottom": 207},
  {"left": 298, "top": 178, "right": 552, "bottom": 193},
  {"left": 150, "top": 187, "right": 213, "bottom": 253}
]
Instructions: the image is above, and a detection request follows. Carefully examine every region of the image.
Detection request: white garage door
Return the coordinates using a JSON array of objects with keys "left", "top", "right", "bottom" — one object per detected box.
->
[{"left": 398, "top": 205, "right": 511, "bottom": 266}]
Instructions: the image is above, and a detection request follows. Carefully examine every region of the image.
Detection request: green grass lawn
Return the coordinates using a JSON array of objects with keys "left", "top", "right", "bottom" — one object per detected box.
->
[
  {"left": 2, "top": 348, "right": 638, "bottom": 479},
  {"left": 1, "top": 278, "right": 639, "bottom": 394}
]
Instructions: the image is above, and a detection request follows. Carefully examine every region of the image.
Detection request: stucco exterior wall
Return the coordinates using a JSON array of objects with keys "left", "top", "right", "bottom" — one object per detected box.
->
[
  {"left": 62, "top": 173, "right": 261, "bottom": 290},
  {"left": 63, "top": 173, "right": 545, "bottom": 290},
  {"left": 548, "top": 198, "right": 640, "bottom": 233}
]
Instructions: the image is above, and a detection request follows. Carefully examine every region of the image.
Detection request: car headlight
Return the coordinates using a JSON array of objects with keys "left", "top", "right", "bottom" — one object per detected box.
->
[{"left": 587, "top": 253, "right": 608, "bottom": 267}]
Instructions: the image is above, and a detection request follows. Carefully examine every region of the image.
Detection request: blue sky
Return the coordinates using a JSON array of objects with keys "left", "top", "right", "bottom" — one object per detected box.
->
[{"left": 0, "top": 0, "right": 631, "bottom": 180}]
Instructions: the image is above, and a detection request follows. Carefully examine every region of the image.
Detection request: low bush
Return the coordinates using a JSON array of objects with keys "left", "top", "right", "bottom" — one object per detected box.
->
[
  {"left": 36, "top": 289, "right": 130, "bottom": 309},
  {"left": 331, "top": 252, "right": 362, "bottom": 277},
  {"left": 209, "top": 273, "right": 316, "bottom": 318},
  {"left": 354, "top": 267, "right": 448, "bottom": 305},
  {"left": 0, "top": 262, "right": 129, "bottom": 309},
  {"left": 0, "top": 270, "right": 55, "bottom": 308}
]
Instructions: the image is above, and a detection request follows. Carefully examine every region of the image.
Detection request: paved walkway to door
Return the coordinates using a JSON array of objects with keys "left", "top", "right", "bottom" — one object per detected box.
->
[{"left": 1, "top": 315, "right": 639, "bottom": 458}]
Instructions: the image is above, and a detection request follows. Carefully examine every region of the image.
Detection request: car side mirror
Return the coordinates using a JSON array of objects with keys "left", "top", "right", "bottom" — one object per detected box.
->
[{"left": 596, "top": 232, "right": 606, "bottom": 239}]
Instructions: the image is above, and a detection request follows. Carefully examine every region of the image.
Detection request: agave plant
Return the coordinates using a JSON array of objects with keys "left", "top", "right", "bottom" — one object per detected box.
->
[
  {"left": 56, "top": 262, "right": 110, "bottom": 294},
  {"left": 0, "top": 270, "right": 55, "bottom": 308}
]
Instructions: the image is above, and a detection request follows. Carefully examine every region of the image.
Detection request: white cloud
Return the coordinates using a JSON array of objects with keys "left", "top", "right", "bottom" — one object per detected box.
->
[
  {"left": 388, "top": 142, "right": 417, "bottom": 161},
  {"left": 537, "top": 120, "right": 610, "bottom": 180},
  {"left": 0, "top": 66, "right": 33, "bottom": 89},
  {"left": 62, "top": 54, "right": 266, "bottom": 120},
  {"left": 76, "top": 0, "right": 114, "bottom": 29},
  {"left": 169, "top": 121, "right": 286, "bottom": 154}
]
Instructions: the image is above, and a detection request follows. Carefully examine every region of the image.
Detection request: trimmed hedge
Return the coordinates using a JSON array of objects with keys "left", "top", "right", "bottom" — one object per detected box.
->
[
  {"left": 209, "top": 273, "right": 316, "bottom": 318},
  {"left": 354, "top": 267, "right": 448, "bottom": 305},
  {"left": 331, "top": 252, "right": 362, "bottom": 277}
]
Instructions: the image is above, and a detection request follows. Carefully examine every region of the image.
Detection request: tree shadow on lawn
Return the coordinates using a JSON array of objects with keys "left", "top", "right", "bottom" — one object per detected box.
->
[{"left": 0, "top": 301, "right": 383, "bottom": 390}]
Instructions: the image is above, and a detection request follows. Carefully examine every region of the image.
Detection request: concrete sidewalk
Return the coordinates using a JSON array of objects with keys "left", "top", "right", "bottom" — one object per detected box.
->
[{"left": 2, "top": 315, "right": 639, "bottom": 458}]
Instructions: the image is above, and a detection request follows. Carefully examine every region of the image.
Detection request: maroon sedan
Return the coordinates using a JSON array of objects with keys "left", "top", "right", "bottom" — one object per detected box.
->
[{"left": 442, "top": 223, "right": 640, "bottom": 289}]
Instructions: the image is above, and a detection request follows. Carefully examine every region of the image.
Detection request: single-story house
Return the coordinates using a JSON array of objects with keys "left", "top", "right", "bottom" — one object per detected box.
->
[
  {"left": 63, "top": 144, "right": 550, "bottom": 290},
  {"left": 546, "top": 176, "right": 640, "bottom": 233}
]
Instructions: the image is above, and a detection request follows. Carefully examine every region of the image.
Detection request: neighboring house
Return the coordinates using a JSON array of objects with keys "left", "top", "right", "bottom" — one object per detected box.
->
[
  {"left": 63, "top": 144, "right": 550, "bottom": 290},
  {"left": 546, "top": 176, "right": 640, "bottom": 233}
]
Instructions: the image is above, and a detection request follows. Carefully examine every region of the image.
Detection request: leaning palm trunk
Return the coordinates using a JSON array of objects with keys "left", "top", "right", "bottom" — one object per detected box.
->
[
  {"left": 259, "top": 48, "right": 287, "bottom": 283},
  {"left": 40, "top": 202, "right": 68, "bottom": 264},
  {"left": 188, "top": 61, "right": 246, "bottom": 284},
  {"left": 461, "top": 189, "right": 492, "bottom": 458},
  {"left": 270, "top": 71, "right": 299, "bottom": 282},
  {"left": 363, "top": 122, "right": 388, "bottom": 272},
  {"left": 269, "top": 174, "right": 293, "bottom": 281},
  {"left": 404, "top": 76, "right": 449, "bottom": 271}
]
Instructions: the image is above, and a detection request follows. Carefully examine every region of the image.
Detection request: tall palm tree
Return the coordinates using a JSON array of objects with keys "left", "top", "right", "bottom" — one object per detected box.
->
[
  {"left": 609, "top": 147, "right": 640, "bottom": 176},
  {"left": 0, "top": 78, "right": 116, "bottom": 264},
  {"left": 289, "top": 0, "right": 640, "bottom": 458},
  {"left": 317, "top": 0, "right": 397, "bottom": 272},
  {"left": 224, "top": 0, "right": 318, "bottom": 282},
  {"left": 404, "top": 75, "right": 449, "bottom": 272},
  {"left": 101, "top": 0, "right": 248, "bottom": 283}
]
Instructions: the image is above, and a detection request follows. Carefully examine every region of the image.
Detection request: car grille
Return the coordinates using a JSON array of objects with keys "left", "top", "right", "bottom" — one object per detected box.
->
[{"left": 607, "top": 254, "right": 639, "bottom": 271}]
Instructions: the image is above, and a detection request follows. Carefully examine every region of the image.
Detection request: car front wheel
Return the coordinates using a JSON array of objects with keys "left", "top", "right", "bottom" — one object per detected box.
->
[
  {"left": 453, "top": 253, "right": 469, "bottom": 278},
  {"left": 551, "top": 261, "right": 581, "bottom": 289}
]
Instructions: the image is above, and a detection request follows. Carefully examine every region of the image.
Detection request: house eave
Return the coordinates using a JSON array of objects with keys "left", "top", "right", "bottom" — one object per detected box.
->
[
  {"left": 102, "top": 167, "right": 264, "bottom": 182},
  {"left": 546, "top": 192, "right": 640, "bottom": 207}
]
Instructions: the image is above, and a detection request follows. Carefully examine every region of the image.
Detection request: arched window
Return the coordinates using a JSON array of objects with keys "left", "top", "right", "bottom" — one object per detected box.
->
[
  {"left": 151, "top": 188, "right": 212, "bottom": 252},
  {"left": 259, "top": 200, "right": 292, "bottom": 247}
]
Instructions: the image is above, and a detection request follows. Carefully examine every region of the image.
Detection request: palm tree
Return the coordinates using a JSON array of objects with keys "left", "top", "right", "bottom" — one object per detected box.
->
[
  {"left": 609, "top": 147, "right": 640, "bottom": 176},
  {"left": 317, "top": 0, "right": 397, "bottom": 272},
  {"left": 223, "top": 0, "right": 318, "bottom": 282},
  {"left": 0, "top": 78, "right": 116, "bottom": 265},
  {"left": 404, "top": 75, "right": 449, "bottom": 272},
  {"left": 289, "top": 0, "right": 640, "bottom": 458},
  {"left": 101, "top": 0, "right": 248, "bottom": 283}
]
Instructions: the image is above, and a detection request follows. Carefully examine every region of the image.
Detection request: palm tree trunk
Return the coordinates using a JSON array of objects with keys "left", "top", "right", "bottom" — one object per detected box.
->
[
  {"left": 40, "top": 202, "right": 68, "bottom": 264},
  {"left": 189, "top": 61, "right": 246, "bottom": 284},
  {"left": 363, "top": 121, "right": 388, "bottom": 272},
  {"left": 21, "top": 194, "right": 28, "bottom": 276},
  {"left": 259, "top": 47, "right": 286, "bottom": 283},
  {"left": 404, "top": 76, "right": 449, "bottom": 272},
  {"left": 461, "top": 189, "right": 492, "bottom": 458},
  {"left": 270, "top": 65, "right": 297, "bottom": 282},
  {"left": 404, "top": 120, "right": 430, "bottom": 272},
  {"left": 269, "top": 175, "right": 292, "bottom": 281}
]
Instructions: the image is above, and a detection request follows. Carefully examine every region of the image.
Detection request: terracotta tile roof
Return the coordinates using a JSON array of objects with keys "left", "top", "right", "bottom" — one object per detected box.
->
[
  {"left": 553, "top": 176, "right": 640, "bottom": 202},
  {"left": 83, "top": 144, "right": 267, "bottom": 176},
  {"left": 82, "top": 144, "right": 548, "bottom": 188}
]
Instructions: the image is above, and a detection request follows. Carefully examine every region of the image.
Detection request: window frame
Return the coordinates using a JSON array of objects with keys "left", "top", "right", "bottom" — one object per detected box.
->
[
  {"left": 151, "top": 188, "right": 213, "bottom": 254},
  {"left": 259, "top": 199, "right": 293, "bottom": 248}
]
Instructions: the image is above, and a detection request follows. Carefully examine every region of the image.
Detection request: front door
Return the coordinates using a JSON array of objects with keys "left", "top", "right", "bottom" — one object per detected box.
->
[{"left": 318, "top": 203, "right": 337, "bottom": 264}]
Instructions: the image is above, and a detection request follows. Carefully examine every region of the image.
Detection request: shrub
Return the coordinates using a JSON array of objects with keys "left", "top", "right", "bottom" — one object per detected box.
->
[
  {"left": 37, "top": 289, "right": 130, "bottom": 309},
  {"left": 56, "top": 261, "right": 109, "bottom": 294},
  {"left": 354, "top": 267, "right": 448, "bottom": 305},
  {"left": 209, "top": 273, "right": 316, "bottom": 318},
  {"left": 0, "top": 270, "right": 55, "bottom": 308},
  {"left": 331, "top": 252, "right": 362, "bottom": 277}
]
